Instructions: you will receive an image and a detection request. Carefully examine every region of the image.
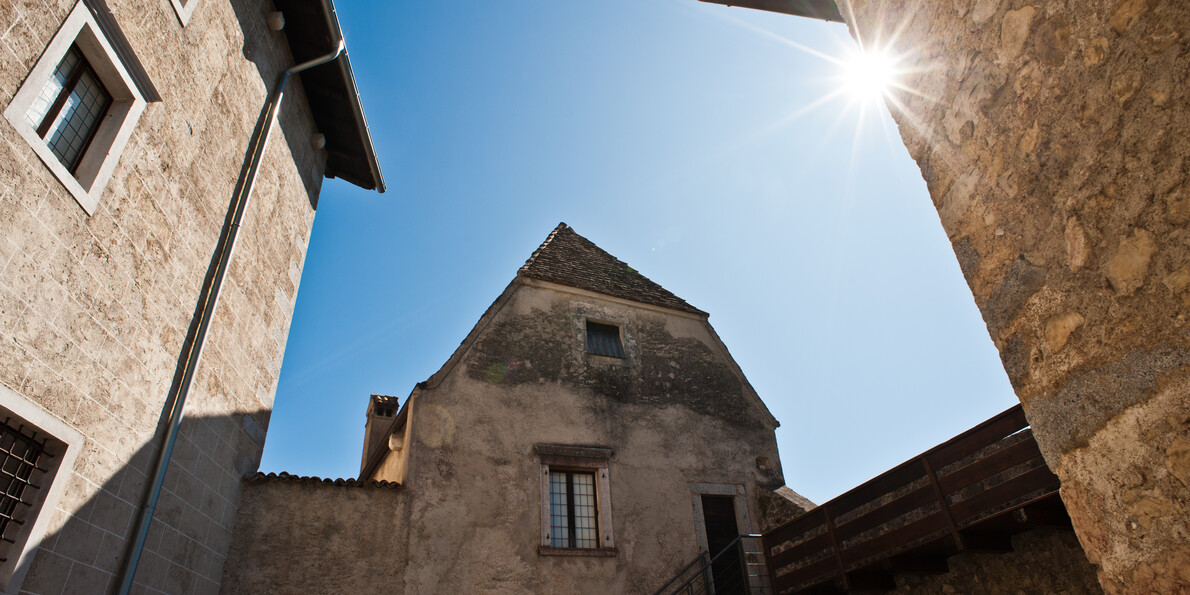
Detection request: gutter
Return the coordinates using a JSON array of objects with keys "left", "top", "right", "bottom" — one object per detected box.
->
[
  {"left": 333, "top": 49, "right": 386, "bottom": 192},
  {"left": 114, "top": 14, "right": 347, "bottom": 595}
]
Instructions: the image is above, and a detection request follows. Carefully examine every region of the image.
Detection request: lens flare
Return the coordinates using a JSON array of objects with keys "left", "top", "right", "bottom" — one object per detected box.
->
[{"left": 840, "top": 49, "right": 896, "bottom": 102}]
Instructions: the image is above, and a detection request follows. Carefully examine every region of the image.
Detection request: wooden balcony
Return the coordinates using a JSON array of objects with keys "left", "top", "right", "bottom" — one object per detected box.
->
[{"left": 764, "top": 405, "right": 1069, "bottom": 594}]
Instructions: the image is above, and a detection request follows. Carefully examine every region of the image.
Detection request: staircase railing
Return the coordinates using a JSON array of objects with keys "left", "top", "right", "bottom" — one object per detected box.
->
[{"left": 655, "top": 534, "right": 770, "bottom": 595}]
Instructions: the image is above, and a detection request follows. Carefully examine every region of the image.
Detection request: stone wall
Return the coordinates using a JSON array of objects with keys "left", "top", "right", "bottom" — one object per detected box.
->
[
  {"left": 221, "top": 475, "right": 408, "bottom": 594},
  {"left": 0, "top": 0, "right": 324, "bottom": 591},
  {"left": 891, "top": 529, "right": 1102, "bottom": 594},
  {"left": 393, "top": 279, "right": 785, "bottom": 593},
  {"left": 757, "top": 487, "right": 814, "bottom": 533},
  {"left": 838, "top": 0, "right": 1190, "bottom": 591}
]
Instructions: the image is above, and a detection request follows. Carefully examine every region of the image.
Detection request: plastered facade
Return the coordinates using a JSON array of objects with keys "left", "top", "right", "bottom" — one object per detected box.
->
[
  {"left": 0, "top": 0, "right": 325, "bottom": 592},
  {"left": 221, "top": 476, "right": 408, "bottom": 594},
  {"left": 837, "top": 0, "right": 1190, "bottom": 591},
  {"left": 224, "top": 269, "right": 789, "bottom": 593}
]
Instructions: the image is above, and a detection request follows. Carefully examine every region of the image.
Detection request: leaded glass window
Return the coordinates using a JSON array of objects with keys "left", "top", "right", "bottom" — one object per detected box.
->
[
  {"left": 549, "top": 471, "right": 598, "bottom": 548},
  {"left": 0, "top": 420, "right": 44, "bottom": 562},
  {"left": 25, "top": 46, "right": 112, "bottom": 173}
]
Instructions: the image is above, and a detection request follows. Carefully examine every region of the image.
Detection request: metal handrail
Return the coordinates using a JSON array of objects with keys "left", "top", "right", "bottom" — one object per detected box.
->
[
  {"left": 658, "top": 534, "right": 764, "bottom": 595},
  {"left": 656, "top": 547, "right": 709, "bottom": 595},
  {"left": 653, "top": 550, "right": 711, "bottom": 595}
]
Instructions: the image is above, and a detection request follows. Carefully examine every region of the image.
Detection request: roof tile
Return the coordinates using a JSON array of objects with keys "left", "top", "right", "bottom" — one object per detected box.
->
[{"left": 519, "top": 223, "right": 706, "bottom": 315}]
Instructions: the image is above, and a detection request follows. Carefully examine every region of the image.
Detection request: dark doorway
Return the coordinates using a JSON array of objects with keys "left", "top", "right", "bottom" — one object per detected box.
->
[{"left": 701, "top": 495, "right": 745, "bottom": 594}]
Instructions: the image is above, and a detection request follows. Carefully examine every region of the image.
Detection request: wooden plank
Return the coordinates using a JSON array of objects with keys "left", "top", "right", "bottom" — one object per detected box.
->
[
  {"left": 840, "top": 511, "right": 949, "bottom": 566},
  {"left": 924, "top": 456, "right": 964, "bottom": 550},
  {"left": 937, "top": 436, "right": 1043, "bottom": 494},
  {"left": 950, "top": 465, "right": 1060, "bottom": 525},
  {"left": 926, "top": 406, "right": 1028, "bottom": 469},
  {"left": 834, "top": 483, "right": 935, "bottom": 542},
  {"left": 767, "top": 532, "right": 832, "bottom": 570},
  {"left": 765, "top": 508, "right": 830, "bottom": 549},
  {"left": 827, "top": 459, "right": 927, "bottom": 516}
]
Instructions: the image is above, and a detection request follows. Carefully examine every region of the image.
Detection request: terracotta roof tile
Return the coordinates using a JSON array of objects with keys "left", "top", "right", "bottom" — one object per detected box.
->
[
  {"left": 519, "top": 223, "right": 706, "bottom": 315},
  {"left": 244, "top": 471, "right": 401, "bottom": 489}
]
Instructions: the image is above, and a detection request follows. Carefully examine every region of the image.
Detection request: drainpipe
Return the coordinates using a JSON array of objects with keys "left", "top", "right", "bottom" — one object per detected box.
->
[{"left": 114, "top": 31, "right": 345, "bottom": 595}]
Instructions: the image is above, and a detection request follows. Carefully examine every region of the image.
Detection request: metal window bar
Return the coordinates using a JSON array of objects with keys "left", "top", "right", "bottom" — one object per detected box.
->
[
  {"left": 586, "top": 322, "right": 625, "bottom": 358},
  {"left": 0, "top": 419, "right": 44, "bottom": 562}
]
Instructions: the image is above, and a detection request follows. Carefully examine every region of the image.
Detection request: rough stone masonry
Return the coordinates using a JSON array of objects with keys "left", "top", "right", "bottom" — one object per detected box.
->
[{"left": 837, "top": 0, "right": 1189, "bottom": 592}]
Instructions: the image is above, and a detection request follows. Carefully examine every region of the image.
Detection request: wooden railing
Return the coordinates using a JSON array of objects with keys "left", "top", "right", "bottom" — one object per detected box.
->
[{"left": 764, "top": 405, "right": 1061, "bottom": 594}]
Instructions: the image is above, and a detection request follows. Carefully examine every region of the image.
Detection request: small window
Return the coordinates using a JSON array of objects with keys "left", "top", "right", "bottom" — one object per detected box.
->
[
  {"left": 0, "top": 385, "right": 82, "bottom": 593},
  {"left": 0, "top": 420, "right": 46, "bottom": 557},
  {"left": 26, "top": 46, "right": 112, "bottom": 173},
  {"left": 4, "top": 2, "right": 148, "bottom": 214},
  {"left": 586, "top": 321, "right": 625, "bottom": 358}
]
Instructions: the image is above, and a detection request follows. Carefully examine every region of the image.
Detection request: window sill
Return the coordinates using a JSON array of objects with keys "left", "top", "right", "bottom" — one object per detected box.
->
[{"left": 538, "top": 546, "right": 617, "bottom": 557}]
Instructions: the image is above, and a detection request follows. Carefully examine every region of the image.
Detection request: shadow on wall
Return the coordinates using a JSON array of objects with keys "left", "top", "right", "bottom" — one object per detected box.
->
[
  {"left": 229, "top": 0, "right": 327, "bottom": 209},
  {"left": 18, "top": 411, "right": 269, "bottom": 595}
]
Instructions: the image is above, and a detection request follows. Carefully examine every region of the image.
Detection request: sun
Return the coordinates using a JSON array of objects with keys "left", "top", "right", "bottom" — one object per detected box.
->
[{"left": 839, "top": 47, "right": 898, "bottom": 103}]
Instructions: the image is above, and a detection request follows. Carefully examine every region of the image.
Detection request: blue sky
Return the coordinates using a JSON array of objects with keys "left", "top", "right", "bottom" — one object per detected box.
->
[{"left": 258, "top": 0, "right": 1016, "bottom": 504}]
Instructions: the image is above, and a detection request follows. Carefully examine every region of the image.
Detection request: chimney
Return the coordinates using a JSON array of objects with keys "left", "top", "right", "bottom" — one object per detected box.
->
[{"left": 361, "top": 394, "right": 398, "bottom": 474}]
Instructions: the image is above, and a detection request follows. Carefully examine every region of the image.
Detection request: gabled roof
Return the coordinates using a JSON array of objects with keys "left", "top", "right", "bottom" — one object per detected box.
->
[{"left": 519, "top": 223, "right": 706, "bottom": 316}]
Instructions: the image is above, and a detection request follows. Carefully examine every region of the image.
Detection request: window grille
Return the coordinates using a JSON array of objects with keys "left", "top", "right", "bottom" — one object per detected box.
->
[
  {"left": 26, "top": 46, "right": 112, "bottom": 173},
  {"left": 586, "top": 321, "right": 625, "bottom": 358},
  {"left": 0, "top": 420, "right": 45, "bottom": 562},
  {"left": 549, "top": 471, "right": 598, "bottom": 548}
]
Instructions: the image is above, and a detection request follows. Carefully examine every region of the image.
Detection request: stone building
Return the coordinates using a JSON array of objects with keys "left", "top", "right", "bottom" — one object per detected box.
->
[
  {"left": 224, "top": 223, "right": 811, "bottom": 593},
  {"left": 770, "top": 1, "right": 1190, "bottom": 592},
  {"left": 0, "top": 0, "right": 381, "bottom": 592},
  {"left": 704, "top": 0, "right": 1190, "bottom": 592}
]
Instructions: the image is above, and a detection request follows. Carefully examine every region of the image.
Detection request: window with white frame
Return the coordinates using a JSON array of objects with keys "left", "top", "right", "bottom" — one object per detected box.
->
[
  {"left": 4, "top": 2, "right": 147, "bottom": 215},
  {"left": 0, "top": 385, "right": 82, "bottom": 594},
  {"left": 536, "top": 444, "right": 615, "bottom": 556}
]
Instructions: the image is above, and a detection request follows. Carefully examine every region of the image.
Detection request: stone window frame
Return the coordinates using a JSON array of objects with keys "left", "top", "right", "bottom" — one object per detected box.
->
[
  {"left": 536, "top": 444, "right": 616, "bottom": 556},
  {"left": 689, "top": 482, "right": 755, "bottom": 556},
  {"left": 585, "top": 319, "right": 626, "bottom": 358},
  {"left": 578, "top": 310, "right": 634, "bottom": 366},
  {"left": 0, "top": 385, "right": 83, "bottom": 595},
  {"left": 3, "top": 1, "right": 147, "bottom": 215},
  {"left": 167, "top": 0, "right": 200, "bottom": 27}
]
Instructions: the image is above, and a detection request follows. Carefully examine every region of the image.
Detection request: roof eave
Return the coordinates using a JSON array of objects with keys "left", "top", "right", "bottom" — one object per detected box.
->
[
  {"left": 277, "top": 0, "right": 386, "bottom": 193},
  {"left": 329, "top": 49, "right": 386, "bottom": 193},
  {"left": 698, "top": 0, "right": 845, "bottom": 22}
]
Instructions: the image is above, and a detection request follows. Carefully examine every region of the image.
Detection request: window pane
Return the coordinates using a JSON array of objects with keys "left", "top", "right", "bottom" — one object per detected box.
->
[
  {"left": 549, "top": 472, "right": 569, "bottom": 548},
  {"left": 586, "top": 322, "right": 625, "bottom": 358},
  {"left": 46, "top": 67, "right": 111, "bottom": 170},
  {"left": 25, "top": 47, "right": 81, "bottom": 130},
  {"left": 571, "top": 472, "right": 598, "bottom": 548}
]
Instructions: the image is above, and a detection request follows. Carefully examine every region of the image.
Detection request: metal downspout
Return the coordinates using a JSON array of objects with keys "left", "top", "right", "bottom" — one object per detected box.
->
[{"left": 114, "top": 36, "right": 345, "bottom": 595}]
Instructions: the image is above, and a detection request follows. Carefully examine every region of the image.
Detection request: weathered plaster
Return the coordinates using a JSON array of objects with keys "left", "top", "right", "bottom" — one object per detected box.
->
[{"left": 225, "top": 276, "right": 787, "bottom": 593}]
